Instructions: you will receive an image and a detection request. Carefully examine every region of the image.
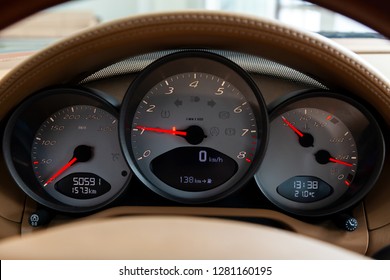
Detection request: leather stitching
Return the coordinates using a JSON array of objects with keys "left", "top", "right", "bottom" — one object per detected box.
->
[{"left": 0, "top": 12, "right": 389, "bottom": 111}]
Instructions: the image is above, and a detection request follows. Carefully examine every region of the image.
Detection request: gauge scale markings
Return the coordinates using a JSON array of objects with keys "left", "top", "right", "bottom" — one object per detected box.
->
[
  {"left": 120, "top": 52, "right": 268, "bottom": 203},
  {"left": 130, "top": 73, "right": 258, "bottom": 177},
  {"left": 30, "top": 103, "right": 130, "bottom": 209},
  {"left": 2, "top": 89, "right": 133, "bottom": 212},
  {"left": 255, "top": 95, "right": 384, "bottom": 216}
]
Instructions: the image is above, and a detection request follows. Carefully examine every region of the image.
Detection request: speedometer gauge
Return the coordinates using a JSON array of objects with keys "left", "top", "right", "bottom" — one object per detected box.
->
[
  {"left": 255, "top": 93, "right": 385, "bottom": 216},
  {"left": 3, "top": 88, "right": 131, "bottom": 213},
  {"left": 31, "top": 105, "right": 129, "bottom": 204},
  {"left": 120, "top": 51, "right": 268, "bottom": 203}
]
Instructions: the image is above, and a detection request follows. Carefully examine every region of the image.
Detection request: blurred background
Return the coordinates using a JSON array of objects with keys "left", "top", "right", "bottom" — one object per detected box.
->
[{"left": 0, "top": 0, "right": 388, "bottom": 79}]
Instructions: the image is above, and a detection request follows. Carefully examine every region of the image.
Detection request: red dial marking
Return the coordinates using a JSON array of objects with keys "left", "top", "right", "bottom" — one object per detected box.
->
[
  {"left": 281, "top": 116, "right": 304, "bottom": 138},
  {"left": 136, "top": 125, "right": 187, "bottom": 136},
  {"left": 329, "top": 157, "right": 353, "bottom": 167},
  {"left": 43, "top": 157, "right": 78, "bottom": 187}
]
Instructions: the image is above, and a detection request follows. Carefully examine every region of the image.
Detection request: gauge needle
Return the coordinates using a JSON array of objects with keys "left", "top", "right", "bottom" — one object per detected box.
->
[
  {"left": 44, "top": 157, "right": 77, "bottom": 186},
  {"left": 136, "top": 126, "right": 187, "bottom": 136},
  {"left": 43, "top": 145, "right": 93, "bottom": 187},
  {"left": 137, "top": 125, "right": 206, "bottom": 145},
  {"left": 315, "top": 150, "right": 353, "bottom": 167},
  {"left": 282, "top": 116, "right": 314, "bottom": 147},
  {"left": 281, "top": 116, "right": 304, "bottom": 137},
  {"left": 329, "top": 157, "right": 353, "bottom": 167}
]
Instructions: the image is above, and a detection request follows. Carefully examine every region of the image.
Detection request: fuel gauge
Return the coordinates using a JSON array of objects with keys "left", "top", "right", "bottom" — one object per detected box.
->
[{"left": 255, "top": 93, "right": 385, "bottom": 216}]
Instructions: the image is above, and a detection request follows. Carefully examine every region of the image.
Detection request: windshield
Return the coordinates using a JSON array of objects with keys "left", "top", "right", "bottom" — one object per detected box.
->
[{"left": 0, "top": 0, "right": 380, "bottom": 55}]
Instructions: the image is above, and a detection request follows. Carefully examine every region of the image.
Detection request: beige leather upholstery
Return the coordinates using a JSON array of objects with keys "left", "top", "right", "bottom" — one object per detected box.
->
[{"left": 0, "top": 216, "right": 367, "bottom": 259}]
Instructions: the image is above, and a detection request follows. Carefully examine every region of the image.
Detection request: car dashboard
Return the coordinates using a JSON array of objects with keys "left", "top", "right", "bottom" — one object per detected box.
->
[{"left": 0, "top": 11, "right": 389, "bottom": 259}]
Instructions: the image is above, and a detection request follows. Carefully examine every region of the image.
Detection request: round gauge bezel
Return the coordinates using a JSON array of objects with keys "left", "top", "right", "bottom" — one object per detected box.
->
[
  {"left": 120, "top": 51, "right": 269, "bottom": 203},
  {"left": 2, "top": 87, "right": 131, "bottom": 213},
  {"left": 255, "top": 92, "right": 385, "bottom": 216}
]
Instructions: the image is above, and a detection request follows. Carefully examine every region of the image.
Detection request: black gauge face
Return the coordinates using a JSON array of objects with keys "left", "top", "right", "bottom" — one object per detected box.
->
[
  {"left": 255, "top": 94, "right": 385, "bottom": 216},
  {"left": 120, "top": 51, "right": 268, "bottom": 203},
  {"left": 3, "top": 89, "right": 131, "bottom": 213}
]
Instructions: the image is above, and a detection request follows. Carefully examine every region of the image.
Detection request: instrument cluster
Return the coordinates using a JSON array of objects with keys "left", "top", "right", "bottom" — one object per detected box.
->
[{"left": 2, "top": 51, "right": 385, "bottom": 216}]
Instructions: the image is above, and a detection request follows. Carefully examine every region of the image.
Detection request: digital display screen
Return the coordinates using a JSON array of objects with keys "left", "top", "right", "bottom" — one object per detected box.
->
[
  {"left": 277, "top": 176, "right": 333, "bottom": 203},
  {"left": 55, "top": 172, "right": 111, "bottom": 199},
  {"left": 150, "top": 147, "right": 238, "bottom": 191}
]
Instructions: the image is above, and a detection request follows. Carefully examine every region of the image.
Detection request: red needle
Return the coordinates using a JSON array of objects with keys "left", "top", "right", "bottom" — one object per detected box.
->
[
  {"left": 281, "top": 116, "right": 304, "bottom": 137},
  {"left": 43, "top": 157, "right": 78, "bottom": 186},
  {"left": 329, "top": 157, "right": 353, "bottom": 167},
  {"left": 136, "top": 126, "right": 187, "bottom": 136}
]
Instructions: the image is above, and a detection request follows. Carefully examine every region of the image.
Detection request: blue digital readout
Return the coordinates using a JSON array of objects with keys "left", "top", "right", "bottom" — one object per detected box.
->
[
  {"left": 151, "top": 147, "right": 238, "bottom": 191},
  {"left": 277, "top": 176, "right": 333, "bottom": 203}
]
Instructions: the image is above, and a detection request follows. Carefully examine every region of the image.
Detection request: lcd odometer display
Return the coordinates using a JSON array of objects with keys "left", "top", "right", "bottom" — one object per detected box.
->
[{"left": 55, "top": 173, "right": 111, "bottom": 199}]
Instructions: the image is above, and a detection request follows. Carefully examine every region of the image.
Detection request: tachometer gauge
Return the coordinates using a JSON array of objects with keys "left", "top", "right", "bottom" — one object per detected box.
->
[
  {"left": 3, "top": 88, "right": 131, "bottom": 213},
  {"left": 255, "top": 93, "right": 385, "bottom": 216},
  {"left": 120, "top": 51, "right": 268, "bottom": 203}
]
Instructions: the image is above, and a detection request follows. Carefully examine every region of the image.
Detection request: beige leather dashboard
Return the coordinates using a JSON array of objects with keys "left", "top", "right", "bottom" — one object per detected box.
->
[
  {"left": 0, "top": 215, "right": 367, "bottom": 259},
  {"left": 0, "top": 11, "right": 389, "bottom": 258}
]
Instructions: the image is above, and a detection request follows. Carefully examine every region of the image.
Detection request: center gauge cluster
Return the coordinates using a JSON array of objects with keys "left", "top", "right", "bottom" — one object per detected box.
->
[
  {"left": 2, "top": 51, "right": 385, "bottom": 216},
  {"left": 120, "top": 51, "right": 268, "bottom": 203}
]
